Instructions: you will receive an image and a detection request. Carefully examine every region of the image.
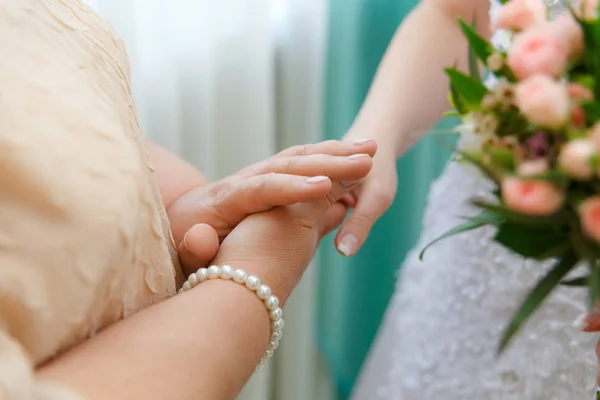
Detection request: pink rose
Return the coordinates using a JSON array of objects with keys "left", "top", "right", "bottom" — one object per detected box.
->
[
  {"left": 575, "top": 0, "right": 598, "bottom": 20},
  {"left": 502, "top": 177, "right": 564, "bottom": 215},
  {"left": 554, "top": 15, "right": 584, "bottom": 59},
  {"left": 492, "top": 0, "right": 546, "bottom": 31},
  {"left": 579, "top": 197, "right": 600, "bottom": 243},
  {"left": 571, "top": 106, "right": 587, "bottom": 128},
  {"left": 507, "top": 25, "right": 569, "bottom": 79},
  {"left": 589, "top": 123, "right": 600, "bottom": 150},
  {"left": 568, "top": 83, "right": 594, "bottom": 102},
  {"left": 558, "top": 139, "right": 597, "bottom": 180},
  {"left": 515, "top": 75, "right": 570, "bottom": 129}
]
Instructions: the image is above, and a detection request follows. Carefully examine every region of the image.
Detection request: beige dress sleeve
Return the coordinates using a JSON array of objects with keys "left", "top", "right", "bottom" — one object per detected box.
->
[{"left": 0, "top": 1, "right": 181, "bottom": 398}]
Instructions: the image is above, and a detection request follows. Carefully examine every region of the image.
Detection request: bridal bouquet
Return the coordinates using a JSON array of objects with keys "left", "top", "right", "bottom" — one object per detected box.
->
[{"left": 420, "top": 0, "right": 600, "bottom": 354}]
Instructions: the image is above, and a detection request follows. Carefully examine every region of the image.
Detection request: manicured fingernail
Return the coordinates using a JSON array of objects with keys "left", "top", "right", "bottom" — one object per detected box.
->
[
  {"left": 346, "top": 153, "right": 370, "bottom": 160},
  {"left": 572, "top": 313, "right": 588, "bottom": 330},
  {"left": 306, "top": 175, "right": 329, "bottom": 184},
  {"left": 352, "top": 138, "right": 372, "bottom": 146},
  {"left": 341, "top": 180, "right": 359, "bottom": 188},
  {"left": 337, "top": 234, "right": 358, "bottom": 257}
]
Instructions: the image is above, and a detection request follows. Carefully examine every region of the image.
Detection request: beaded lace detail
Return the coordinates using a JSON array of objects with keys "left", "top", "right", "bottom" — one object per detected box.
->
[{"left": 351, "top": 1, "right": 598, "bottom": 399}]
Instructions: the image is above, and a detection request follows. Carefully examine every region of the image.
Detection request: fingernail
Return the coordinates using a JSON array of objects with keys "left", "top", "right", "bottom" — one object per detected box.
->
[
  {"left": 341, "top": 180, "right": 359, "bottom": 188},
  {"left": 337, "top": 234, "right": 358, "bottom": 257},
  {"left": 346, "top": 153, "right": 370, "bottom": 160},
  {"left": 183, "top": 232, "right": 190, "bottom": 251},
  {"left": 352, "top": 138, "right": 372, "bottom": 146},
  {"left": 572, "top": 313, "right": 588, "bottom": 330},
  {"left": 306, "top": 175, "right": 329, "bottom": 184}
]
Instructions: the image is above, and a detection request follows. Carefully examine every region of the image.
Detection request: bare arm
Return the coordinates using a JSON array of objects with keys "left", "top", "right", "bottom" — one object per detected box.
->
[
  {"left": 335, "top": 0, "right": 492, "bottom": 256},
  {"left": 347, "top": 0, "right": 492, "bottom": 156},
  {"left": 37, "top": 278, "right": 271, "bottom": 400}
]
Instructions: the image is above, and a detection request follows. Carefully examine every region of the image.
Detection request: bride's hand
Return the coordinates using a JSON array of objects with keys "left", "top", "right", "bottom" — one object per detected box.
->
[
  {"left": 169, "top": 139, "right": 377, "bottom": 275},
  {"left": 331, "top": 132, "right": 398, "bottom": 257}
]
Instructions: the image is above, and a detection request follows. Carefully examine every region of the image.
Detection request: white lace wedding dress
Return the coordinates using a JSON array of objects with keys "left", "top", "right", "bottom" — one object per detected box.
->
[{"left": 350, "top": 1, "right": 598, "bottom": 399}]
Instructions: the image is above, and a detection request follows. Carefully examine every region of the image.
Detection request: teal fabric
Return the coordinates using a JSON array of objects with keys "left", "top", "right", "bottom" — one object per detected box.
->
[{"left": 316, "top": 0, "right": 457, "bottom": 398}]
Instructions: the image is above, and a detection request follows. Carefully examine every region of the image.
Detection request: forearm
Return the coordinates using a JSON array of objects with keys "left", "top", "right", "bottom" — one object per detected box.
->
[
  {"left": 146, "top": 141, "right": 209, "bottom": 210},
  {"left": 348, "top": 0, "right": 491, "bottom": 156},
  {"left": 37, "top": 278, "right": 272, "bottom": 400}
]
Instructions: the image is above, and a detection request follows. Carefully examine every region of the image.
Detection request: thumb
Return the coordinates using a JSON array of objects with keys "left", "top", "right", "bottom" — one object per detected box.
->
[
  {"left": 178, "top": 223, "right": 220, "bottom": 276},
  {"left": 334, "top": 187, "right": 393, "bottom": 257}
]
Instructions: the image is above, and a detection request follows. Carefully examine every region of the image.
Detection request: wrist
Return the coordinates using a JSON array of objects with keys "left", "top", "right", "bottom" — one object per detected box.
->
[{"left": 208, "top": 257, "right": 297, "bottom": 307}]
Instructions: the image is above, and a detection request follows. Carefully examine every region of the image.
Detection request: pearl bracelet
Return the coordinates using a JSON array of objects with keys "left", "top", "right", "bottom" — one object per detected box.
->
[{"left": 178, "top": 265, "right": 284, "bottom": 370}]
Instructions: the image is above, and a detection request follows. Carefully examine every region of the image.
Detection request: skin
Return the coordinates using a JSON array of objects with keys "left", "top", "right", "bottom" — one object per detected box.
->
[
  {"left": 147, "top": 139, "right": 377, "bottom": 275},
  {"left": 336, "top": 0, "right": 491, "bottom": 256},
  {"left": 34, "top": 140, "right": 375, "bottom": 400}
]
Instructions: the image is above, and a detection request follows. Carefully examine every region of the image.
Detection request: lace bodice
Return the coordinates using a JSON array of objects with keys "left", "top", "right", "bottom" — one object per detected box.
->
[{"left": 351, "top": 1, "right": 598, "bottom": 399}]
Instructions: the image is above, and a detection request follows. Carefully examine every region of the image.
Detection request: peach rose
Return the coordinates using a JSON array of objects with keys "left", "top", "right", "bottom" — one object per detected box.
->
[
  {"left": 507, "top": 25, "right": 569, "bottom": 79},
  {"left": 575, "top": 0, "right": 598, "bottom": 20},
  {"left": 492, "top": 0, "right": 546, "bottom": 31},
  {"left": 579, "top": 197, "right": 600, "bottom": 243},
  {"left": 571, "top": 106, "right": 587, "bottom": 128},
  {"left": 515, "top": 75, "right": 570, "bottom": 129},
  {"left": 554, "top": 15, "right": 584, "bottom": 59},
  {"left": 502, "top": 176, "right": 564, "bottom": 215},
  {"left": 568, "top": 83, "right": 594, "bottom": 102},
  {"left": 589, "top": 123, "right": 600, "bottom": 151},
  {"left": 558, "top": 139, "right": 597, "bottom": 180}
]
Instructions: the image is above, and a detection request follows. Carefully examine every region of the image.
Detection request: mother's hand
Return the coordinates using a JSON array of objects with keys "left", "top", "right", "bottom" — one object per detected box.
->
[
  {"left": 209, "top": 162, "right": 374, "bottom": 305},
  {"left": 169, "top": 139, "right": 377, "bottom": 275}
]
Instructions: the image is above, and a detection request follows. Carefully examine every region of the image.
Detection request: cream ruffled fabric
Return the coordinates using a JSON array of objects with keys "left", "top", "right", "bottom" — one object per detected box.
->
[{"left": 0, "top": 1, "right": 180, "bottom": 398}]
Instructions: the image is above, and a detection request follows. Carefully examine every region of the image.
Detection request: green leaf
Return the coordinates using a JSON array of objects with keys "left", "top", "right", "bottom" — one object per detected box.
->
[
  {"left": 454, "top": 150, "right": 500, "bottom": 184},
  {"left": 588, "top": 261, "right": 600, "bottom": 307},
  {"left": 486, "top": 147, "right": 515, "bottom": 171},
  {"left": 445, "top": 68, "right": 488, "bottom": 107},
  {"left": 472, "top": 201, "right": 570, "bottom": 227},
  {"left": 560, "top": 276, "right": 589, "bottom": 287},
  {"left": 493, "top": 223, "right": 570, "bottom": 260},
  {"left": 419, "top": 209, "right": 504, "bottom": 261},
  {"left": 462, "top": 17, "right": 484, "bottom": 82},
  {"left": 498, "top": 251, "right": 579, "bottom": 354},
  {"left": 450, "top": 83, "right": 467, "bottom": 115},
  {"left": 582, "top": 102, "right": 600, "bottom": 125},
  {"left": 578, "top": 19, "right": 600, "bottom": 98}
]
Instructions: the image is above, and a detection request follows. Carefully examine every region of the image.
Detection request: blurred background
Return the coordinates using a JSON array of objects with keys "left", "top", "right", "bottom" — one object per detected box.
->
[{"left": 86, "top": 0, "right": 455, "bottom": 399}]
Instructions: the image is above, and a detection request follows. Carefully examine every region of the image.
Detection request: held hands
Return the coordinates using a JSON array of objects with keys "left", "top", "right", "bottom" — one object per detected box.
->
[
  {"left": 210, "top": 151, "right": 375, "bottom": 305},
  {"left": 167, "top": 139, "right": 377, "bottom": 275}
]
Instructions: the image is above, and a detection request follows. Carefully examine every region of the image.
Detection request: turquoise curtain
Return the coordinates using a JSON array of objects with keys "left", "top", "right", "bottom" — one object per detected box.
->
[{"left": 316, "top": 0, "right": 457, "bottom": 398}]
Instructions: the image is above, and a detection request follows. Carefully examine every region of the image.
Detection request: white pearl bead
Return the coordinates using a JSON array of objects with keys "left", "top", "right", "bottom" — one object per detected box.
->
[
  {"left": 207, "top": 265, "right": 220, "bottom": 279},
  {"left": 233, "top": 269, "right": 247, "bottom": 284},
  {"left": 272, "top": 319, "right": 284, "bottom": 332},
  {"left": 256, "top": 285, "right": 271, "bottom": 300},
  {"left": 178, "top": 288, "right": 184, "bottom": 294},
  {"left": 271, "top": 331, "right": 283, "bottom": 341},
  {"left": 182, "top": 281, "right": 191, "bottom": 291},
  {"left": 196, "top": 268, "right": 208, "bottom": 282},
  {"left": 265, "top": 295, "right": 279, "bottom": 310},
  {"left": 219, "top": 265, "right": 233, "bottom": 280},
  {"left": 188, "top": 273, "right": 198, "bottom": 287},
  {"left": 268, "top": 340, "right": 279, "bottom": 351},
  {"left": 245, "top": 276, "right": 261, "bottom": 291},
  {"left": 270, "top": 307, "right": 283, "bottom": 321},
  {"left": 265, "top": 350, "right": 273, "bottom": 359}
]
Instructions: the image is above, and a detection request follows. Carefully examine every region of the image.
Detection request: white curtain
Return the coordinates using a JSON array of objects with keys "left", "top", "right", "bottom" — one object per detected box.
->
[{"left": 84, "top": 0, "right": 332, "bottom": 399}]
